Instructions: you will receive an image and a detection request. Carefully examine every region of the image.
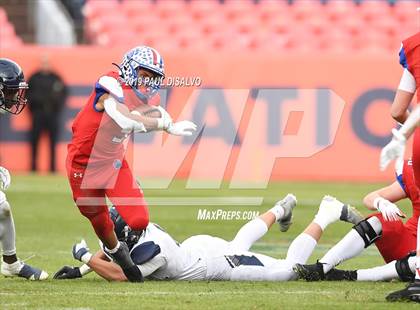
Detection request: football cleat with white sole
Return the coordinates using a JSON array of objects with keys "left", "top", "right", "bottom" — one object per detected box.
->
[
  {"left": 386, "top": 280, "right": 420, "bottom": 302},
  {"left": 1, "top": 261, "right": 48, "bottom": 280},
  {"left": 317, "top": 195, "right": 363, "bottom": 226},
  {"left": 276, "top": 194, "right": 297, "bottom": 232}
]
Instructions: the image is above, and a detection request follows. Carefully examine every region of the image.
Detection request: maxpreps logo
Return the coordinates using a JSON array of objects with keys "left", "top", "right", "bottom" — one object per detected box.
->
[{"left": 197, "top": 209, "right": 260, "bottom": 221}]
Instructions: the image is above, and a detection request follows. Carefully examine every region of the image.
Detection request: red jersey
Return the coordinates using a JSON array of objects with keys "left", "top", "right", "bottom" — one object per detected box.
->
[
  {"left": 400, "top": 32, "right": 420, "bottom": 103},
  {"left": 398, "top": 159, "right": 420, "bottom": 233},
  {"left": 68, "top": 71, "right": 159, "bottom": 167},
  {"left": 67, "top": 71, "right": 128, "bottom": 167}
]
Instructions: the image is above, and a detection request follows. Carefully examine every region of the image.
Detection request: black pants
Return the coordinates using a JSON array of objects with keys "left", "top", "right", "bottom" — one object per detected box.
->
[{"left": 30, "top": 112, "right": 59, "bottom": 172}]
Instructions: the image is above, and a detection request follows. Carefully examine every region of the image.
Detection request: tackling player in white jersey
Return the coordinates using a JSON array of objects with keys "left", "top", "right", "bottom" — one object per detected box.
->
[
  {"left": 0, "top": 58, "right": 48, "bottom": 280},
  {"left": 54, "top": 194, "right": 363, "bottom": 282}
]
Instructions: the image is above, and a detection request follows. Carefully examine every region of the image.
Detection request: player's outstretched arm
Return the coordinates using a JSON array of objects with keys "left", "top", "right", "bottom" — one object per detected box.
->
[
  {"left": 362, "top": 181, "right": 407, "bottom": 221},
  {"left": 86, "top": 250, "right": 127, "bottom": 282}
]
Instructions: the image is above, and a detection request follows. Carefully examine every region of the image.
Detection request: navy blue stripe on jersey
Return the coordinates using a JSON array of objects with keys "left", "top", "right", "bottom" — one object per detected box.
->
[
  {"left": 396, "top": 173, "right": 407, "bottom": 194},
  {"left": 399, "top": 47, "right": 408, "bottom": 69},
  {"left": 92, "top": 82, "right": 108, "bottom": 112},
  {"left": 130, "top": 241, "right": 161, "bottom": 265},
  {"left": 225, "top": 255, "right": 264, "bottom": 268}
]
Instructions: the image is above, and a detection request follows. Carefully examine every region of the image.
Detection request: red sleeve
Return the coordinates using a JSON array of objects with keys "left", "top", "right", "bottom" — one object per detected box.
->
[{"left": 401, "top": 160, "right": 420, "bottom": 202}]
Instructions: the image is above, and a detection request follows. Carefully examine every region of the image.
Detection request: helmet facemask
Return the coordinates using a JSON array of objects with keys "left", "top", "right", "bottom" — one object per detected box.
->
[
  {"left": 117, "top": 46, "right": 165, "bottom": 104},
  {"left": 120, "top": 225, "right": 144, "bottom": 251},
  {"left": 0, "top": 81, "right": 28, "bottom": 115},
  {"left": 109, "top": 206, "right": 144, "bottom": 251}
]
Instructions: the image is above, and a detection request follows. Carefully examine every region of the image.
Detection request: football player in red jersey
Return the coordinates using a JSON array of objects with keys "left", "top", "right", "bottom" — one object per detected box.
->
[
  {"left": 375, "top": 31, "right": 420, "bottom": 302},
  {"left": 381, "top": 32, "right": 420, "bottom": 182},
  {"left": 0, "top": 58, "right": 48, "bottom": 280},
  {"left": 66, "top": 46, "right": 196, "bottom": 282}
]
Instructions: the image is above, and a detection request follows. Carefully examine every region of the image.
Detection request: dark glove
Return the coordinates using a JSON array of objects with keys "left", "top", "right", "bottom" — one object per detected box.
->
[{"left": 53, "top": 266, "right": 82, "bottom": 280}]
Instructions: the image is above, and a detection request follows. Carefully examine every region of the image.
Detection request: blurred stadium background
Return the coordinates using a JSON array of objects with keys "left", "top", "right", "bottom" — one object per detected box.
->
[
  {"left": 0, "top": 1, "right": 420, "bottom": 308},
  {"left": 0, "top": 0, "right": 419, "bottom": 185}
]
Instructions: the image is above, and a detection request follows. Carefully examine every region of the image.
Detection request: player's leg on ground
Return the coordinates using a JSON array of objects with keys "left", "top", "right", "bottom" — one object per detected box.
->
[
  {"left": 387, "top": 218, "right": 420, "bottom": 301},
  {"left": 219, "top": 252, "right": 295, "bottom": 281},
  {"left": 386, "top": 246, "right": 420, "bottom": 302},
  {"left": 229, "top": 194, "right": 296, "bottom": 252},
  {"left": 293, "top": 196, "right": 366, "bottom": 280},
  {"left": 0, "top": 191, "right": 48, "bottom": 280},
  {"left": 284, "top": 195, "right": 346, "bottom": 268},
  {"left": 393, "top": 216, "right": 420, "bottom": 302},
  {"left": 318, "top": 216, "right": 382, "bottom": 273}
]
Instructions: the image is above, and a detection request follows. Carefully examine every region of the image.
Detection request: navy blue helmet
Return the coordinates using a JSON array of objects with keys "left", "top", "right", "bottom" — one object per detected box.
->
[
  {"left": 109, "top": 207, "right": 144, "bottom": 250},
  {"left": 0, "top": 58, "right": 28, "bottom": 115}
]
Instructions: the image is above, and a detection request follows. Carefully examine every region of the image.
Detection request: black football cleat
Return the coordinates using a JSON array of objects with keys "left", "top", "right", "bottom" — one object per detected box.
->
[
  {"left": 386, "top": 280, "right": 420, "bottom": 302},
  {"left": 325, "top": 268, "right": 357, "bottom": 281},
  {"left": 293, "top": 261, "right": 325, "bottom": 281},
  {"left": 106, "top": 242, "right": 143, "bottom": 282}
]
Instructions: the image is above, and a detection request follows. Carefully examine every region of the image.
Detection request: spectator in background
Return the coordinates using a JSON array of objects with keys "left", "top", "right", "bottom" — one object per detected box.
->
[{"left": 27, "top": 55, "right": 67, "bottom": 173}]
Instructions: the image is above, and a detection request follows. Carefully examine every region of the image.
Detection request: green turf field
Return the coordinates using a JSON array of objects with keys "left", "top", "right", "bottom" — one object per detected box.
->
[{"left": 0, "top": 174, "right": 418, "bottom": 309}]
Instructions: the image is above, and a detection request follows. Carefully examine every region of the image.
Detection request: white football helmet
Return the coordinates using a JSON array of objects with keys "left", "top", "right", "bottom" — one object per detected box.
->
[{"left": 119, "top": 46, "right": 165, "bottom": 89}]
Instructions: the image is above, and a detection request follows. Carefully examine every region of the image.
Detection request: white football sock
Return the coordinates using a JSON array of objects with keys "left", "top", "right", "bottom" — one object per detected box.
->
[
  {"left": 357, "top": 261, "right": 398, "bottom": 281},
  {"left": 230, "top": 218, "right": 268, "bottom": 251},
  {"left": 319, "top": 217, "right": 381, "bottom": 273},
  {"left": 285, "top": 233, "right": 317, "bottom": 265},
  {"left": 269, "top": 204, "right": 285, "bottom": 221},
  {"left": 319, "top": 229, "right": 365, "bottom": 273},
  {"left": 106, "top": 241, "right": 121, "bottom": 254},
  {"left": 0, "top": 200, "right": 17, "bottom": 256}
]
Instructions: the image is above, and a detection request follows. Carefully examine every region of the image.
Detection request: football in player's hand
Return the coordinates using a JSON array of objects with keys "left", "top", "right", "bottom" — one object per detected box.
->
[{"left": 131, "top": 104, "right": 162, "bottom": 118}]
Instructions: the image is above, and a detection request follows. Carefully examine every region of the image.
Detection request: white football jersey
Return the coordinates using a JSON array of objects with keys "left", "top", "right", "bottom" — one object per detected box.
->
[{"left": 131, "top": 223, "right": 206, "bottom": 280}]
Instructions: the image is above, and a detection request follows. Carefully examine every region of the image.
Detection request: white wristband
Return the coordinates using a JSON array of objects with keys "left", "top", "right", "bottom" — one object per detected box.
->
[
  {"left": 79, "top": 264, "right": 92, "bottom": 276},
  {"left": 81, "top": 252, "right": 93, "bottom": 264}
]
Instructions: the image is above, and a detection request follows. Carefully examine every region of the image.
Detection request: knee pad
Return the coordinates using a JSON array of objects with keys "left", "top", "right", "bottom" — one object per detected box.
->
[
  {"left": 396, "top": 252, "right": 416, "bottom": 282},
  {"left": 0, "top": 200, "right": 11, "bottom": 219},
  {"left": 353, "top": 218, "right": 382, "bottom": 248}
]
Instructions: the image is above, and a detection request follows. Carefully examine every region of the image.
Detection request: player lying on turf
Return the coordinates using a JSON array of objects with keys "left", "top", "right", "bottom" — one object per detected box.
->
[
  {"left": 294, "top": 158, "right": 419, "bottom": 283},
  {"left": 54, "top": 195, "right": 363, "bottom": 282},
  {"left": 66, "top": 45, "right": 196, "bottom": 282},
  {"left": 0, "top": 58, "right": 48, "bottom": 280}
]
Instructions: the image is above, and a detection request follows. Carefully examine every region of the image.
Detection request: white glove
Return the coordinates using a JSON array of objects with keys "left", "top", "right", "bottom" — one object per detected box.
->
[
  {"left": 374, "top": 197, "right": 406, "bottom": 221},
  {"left": 380, "top": 128, "right": 406, "bottom": 171},
  {"left": 0, "top": 166, "right": 11, "bottom": 190},
  {"left": 156, "top": 106, "right": 173, "bottom": 130},
  {"left": 72, "top": 239, "right": 92, "bottom": 264},
  {"left": 167, "top": 121, "right": 197, "bottom": 136}
]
